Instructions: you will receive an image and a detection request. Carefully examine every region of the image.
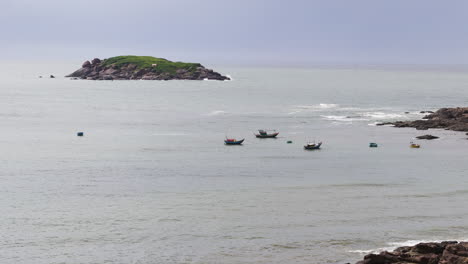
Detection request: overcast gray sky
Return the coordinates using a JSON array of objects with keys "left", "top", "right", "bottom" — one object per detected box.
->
[{"left": 2, "top": 0, "right": 468, "bottom": 65}]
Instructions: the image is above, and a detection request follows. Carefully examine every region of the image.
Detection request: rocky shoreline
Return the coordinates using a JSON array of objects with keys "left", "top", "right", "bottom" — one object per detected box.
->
[
  {"left": 377, "top": 107, "right": 468, "bottom": 132},
  {"left": 66, "top": 56, "right": 230, "bottom": 81},
  {"left": 355, "top": 241, "right": 468, "bottom": 264}
]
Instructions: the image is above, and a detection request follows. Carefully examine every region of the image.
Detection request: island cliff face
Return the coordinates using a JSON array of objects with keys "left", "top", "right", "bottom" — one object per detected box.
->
[
  {"left": 378, "top": 107, "right": 468, "bottom": 132},
  {"left": 66, "top": 56, "right": 230, "bottom": 81},
  {"left": 356, "top": 241, "right": 468, "bottom": 264}
]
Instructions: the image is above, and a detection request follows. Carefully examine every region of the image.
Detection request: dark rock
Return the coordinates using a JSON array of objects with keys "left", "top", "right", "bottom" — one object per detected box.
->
[
  {"left": 356, "top": 241, "right": 468, "bottom": 264},
  {"left": 376, "top": 122, "right": 394, "bottom": 126},
  {"left": 416, "top": 135, "right": 439, "bottom": 140},
  {"left": 386, "top": 107, "right": 468, "bottom": 132},
  {"left": 82, "top": 60, "right": 92, "bottom": 68},
  {"left": 91, "top": 58, "right": 101, "bottom": 65}
]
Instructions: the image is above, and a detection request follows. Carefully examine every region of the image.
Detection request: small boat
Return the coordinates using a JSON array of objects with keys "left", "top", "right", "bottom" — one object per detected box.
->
[
  {"left": 410, "top": 142, "right": 420, "bottom": 148},
  {"left": 369, "top": 142, "right": 378, "bottom": 147},
  {"left": 304, "top": 142, "right": 322, "bottom": 150},
  {"left": 225, "top": 138, "right": 245, "bottom": 145},
  {"left": 255, "top": 129, "right": 279, "bottom": 138}
]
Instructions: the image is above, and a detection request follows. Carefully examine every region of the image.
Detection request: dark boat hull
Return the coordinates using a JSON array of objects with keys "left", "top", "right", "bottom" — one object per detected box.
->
[
  {"left": 255, "top": 133, "right": 279, "bottom": 138},
  {"left": 225, "top": 139, "right": 245, "bottom": 145},
  {"left": 304, "top": 142, "right": 322, "bottom": 150}
]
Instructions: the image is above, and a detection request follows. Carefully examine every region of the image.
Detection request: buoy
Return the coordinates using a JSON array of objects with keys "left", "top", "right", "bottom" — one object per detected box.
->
[{"left": 77, "top": 132, "right": 84, "bottom": 136}]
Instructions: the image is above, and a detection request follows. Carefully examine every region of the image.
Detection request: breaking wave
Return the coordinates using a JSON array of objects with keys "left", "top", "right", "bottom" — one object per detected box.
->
[
  {"left": 205, "top": 110, "right": 227, "bottom": 116},
  {"left": 349, "top": 238, "right": 468, "bottom": 255}
]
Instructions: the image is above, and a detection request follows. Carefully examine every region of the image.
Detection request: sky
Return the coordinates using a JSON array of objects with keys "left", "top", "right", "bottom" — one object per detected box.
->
[{"left": 2, "top": 0, "right": 468, "bottom": 65}]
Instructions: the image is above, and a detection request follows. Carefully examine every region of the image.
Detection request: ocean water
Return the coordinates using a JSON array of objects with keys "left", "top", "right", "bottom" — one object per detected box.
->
[{"left": 1, "top": 63, "right": 468, "bottom": 264}]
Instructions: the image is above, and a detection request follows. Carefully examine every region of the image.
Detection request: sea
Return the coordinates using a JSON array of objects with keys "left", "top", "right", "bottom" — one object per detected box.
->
[{"left": 1, "top": 62, "right": 468, "bottom": 264}]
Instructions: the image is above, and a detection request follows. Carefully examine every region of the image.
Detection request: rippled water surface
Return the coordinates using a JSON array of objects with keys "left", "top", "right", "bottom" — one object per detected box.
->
[{"left": 1, "top": 63, "right": 468, "bottom": 264}]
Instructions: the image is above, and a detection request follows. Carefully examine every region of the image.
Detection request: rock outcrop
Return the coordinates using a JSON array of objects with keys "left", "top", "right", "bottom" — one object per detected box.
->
[
  {"left": 416, "top": 135, "right": 439, "bottom": 140},
  {"left": 356, "top": 241, "right": 468, "bottom": 264},
  {"left": 66, "top": 56, "right": 230, "bottom": 81},
  {"left": 377, "top": 107, "right": 468, "bottom": 132}
]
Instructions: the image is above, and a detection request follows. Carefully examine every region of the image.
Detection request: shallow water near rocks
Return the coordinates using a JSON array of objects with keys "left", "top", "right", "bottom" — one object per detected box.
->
[{"left": 1, "top": 63, "right": 468, "bottom": 264}]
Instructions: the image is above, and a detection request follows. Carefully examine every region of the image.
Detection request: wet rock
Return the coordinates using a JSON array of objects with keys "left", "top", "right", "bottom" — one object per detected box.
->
[
  {"left": 416, "top": 134, "right": 439, "bottom": 140},
  {"left": 386, "top": 107, "right": 468, "bottom": 132},
  {"left": 356, "top": 241, "right": 468, "bottom": 264}
]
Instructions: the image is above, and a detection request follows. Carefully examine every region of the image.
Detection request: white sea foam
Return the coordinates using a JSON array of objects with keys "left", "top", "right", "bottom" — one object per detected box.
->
[
  {"left": 363, "top": 112, "right": 404, "bottom": 120},
  {"left": 349, "top": 238, "right": 468, "bottom": 255},
  {"left": 321, "top": 111, "right": 406, "bottom": 122},
  {"left": 205, "top": 110, "right": 227, "bottom": 116},
  {"left": 321, "top": 115, "right": 366, "bottom": 122},
  {"left": 288, "top": 103, "right": 340, "bottom": 115},
  {"left": 295, "top": 103, "right": 339, "bottom": 110}
]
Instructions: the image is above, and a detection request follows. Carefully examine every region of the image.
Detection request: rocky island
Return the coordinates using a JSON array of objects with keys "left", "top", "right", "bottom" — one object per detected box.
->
[
  {"left": 66, "top": 56, "right": 230, "bottom": 81},
  {"left": 356, "top": 241, "right": 468, "bottom": 264},
  {"left": 378, "top": 107, "right": 468, "bottom": 132}
]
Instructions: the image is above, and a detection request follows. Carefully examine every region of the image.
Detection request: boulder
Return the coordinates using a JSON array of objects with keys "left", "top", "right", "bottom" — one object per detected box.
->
[
  {"left": 91, "top": 58, "right": 101, "bottom": 65},
  {"left": 82, "top": 60, "right": 92, "bottom": 68}
]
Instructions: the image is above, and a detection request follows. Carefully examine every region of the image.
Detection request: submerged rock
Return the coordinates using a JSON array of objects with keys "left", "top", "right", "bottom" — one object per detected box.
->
[{"left": 356, "top": 241, "right": 468, "bottom": 264}]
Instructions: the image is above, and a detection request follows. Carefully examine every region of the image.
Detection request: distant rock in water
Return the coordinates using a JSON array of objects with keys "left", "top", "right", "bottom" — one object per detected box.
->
[
  {"left": 377, "top": 107, "right": 468, "bottom": 132},
  {"left": 66, "top": 56, "right": 230, "bottom": 81},
  {"left": 356, "top": 241, "right": 468, "bottom": 264},
  {"left": 416, "top": 134, "right": 439, "bottom": 140}
]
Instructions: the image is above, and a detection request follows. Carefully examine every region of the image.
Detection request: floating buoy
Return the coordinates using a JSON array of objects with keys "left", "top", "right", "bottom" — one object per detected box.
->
[{"left": 77, "top": 132, "right": 84, "bottom": 137}]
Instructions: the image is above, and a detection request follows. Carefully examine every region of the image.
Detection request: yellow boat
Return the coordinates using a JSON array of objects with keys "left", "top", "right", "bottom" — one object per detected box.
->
[{"left": 410, "top": 142, "right": 420, "bottom": 148}]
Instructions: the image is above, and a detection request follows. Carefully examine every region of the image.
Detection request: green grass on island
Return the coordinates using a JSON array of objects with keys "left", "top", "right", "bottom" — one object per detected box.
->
[{"left": 101, "top": 56, "right": 202, "bottom": 74}]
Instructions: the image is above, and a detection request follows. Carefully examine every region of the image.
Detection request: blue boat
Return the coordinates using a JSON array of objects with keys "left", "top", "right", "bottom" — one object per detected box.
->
[
  {"left": 304, "top": 142, "right": 322, "bottom": 150},
  {"left": 225, "top": 138, "right": 245, "bottom": 145}
]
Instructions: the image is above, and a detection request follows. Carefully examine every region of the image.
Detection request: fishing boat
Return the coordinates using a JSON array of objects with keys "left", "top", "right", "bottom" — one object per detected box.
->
[
  {"left": 369, "top": 142, "right": 378, "bottom": 147},
  {"left": 410, "top": 142, "right": 420, "bottom": 148},
  {"left": 225, "top": 138, "right": 245, "bottom": 145},
  {"left": 304, "top": 142, "right": 322, "bottom": 150},
  {"left": 255, "top": 129, "right": 279, "bottom": 138}
]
